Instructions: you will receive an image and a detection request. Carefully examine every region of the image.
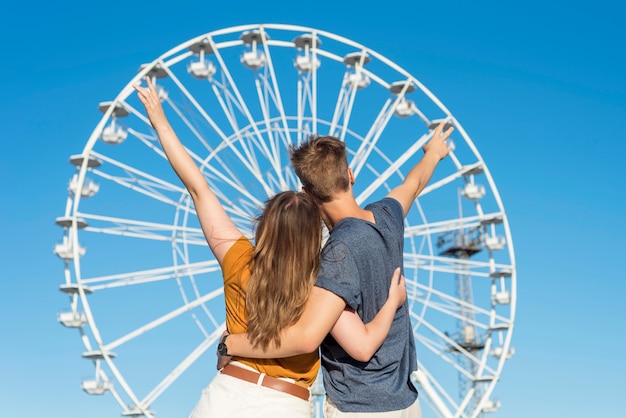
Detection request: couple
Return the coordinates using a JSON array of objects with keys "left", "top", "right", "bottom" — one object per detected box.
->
[{"left": 135, "top": 78, "right": 452, "bottom": 417}]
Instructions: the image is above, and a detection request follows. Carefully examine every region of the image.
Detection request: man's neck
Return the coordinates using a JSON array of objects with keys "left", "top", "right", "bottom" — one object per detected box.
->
[{"left": 319, "top": 191, "right": 374, "bottom": 230}]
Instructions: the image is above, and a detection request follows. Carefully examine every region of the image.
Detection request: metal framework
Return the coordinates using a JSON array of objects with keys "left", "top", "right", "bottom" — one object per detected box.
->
[{"left": 55, "top": 24, "right": 516, "bottom": 418}]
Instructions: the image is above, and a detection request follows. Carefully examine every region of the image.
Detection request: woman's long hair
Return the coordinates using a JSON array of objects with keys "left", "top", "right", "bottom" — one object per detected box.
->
[{"left": 246, "top": 191, "right": 322, "bottom": 349}]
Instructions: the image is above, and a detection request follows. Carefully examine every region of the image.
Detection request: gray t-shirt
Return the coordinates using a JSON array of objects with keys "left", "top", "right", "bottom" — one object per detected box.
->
[{"left": 316, "top": 198, "right": 418, "bottom": 412}]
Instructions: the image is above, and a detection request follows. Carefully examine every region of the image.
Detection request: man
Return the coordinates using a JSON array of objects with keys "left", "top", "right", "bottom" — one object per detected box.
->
[{"left": 224, "top": 122, "right": 452, "bottom": 416}]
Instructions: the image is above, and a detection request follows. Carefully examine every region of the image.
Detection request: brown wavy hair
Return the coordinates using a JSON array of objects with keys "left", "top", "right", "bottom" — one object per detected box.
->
[
  {"left": 246, "top": 191, "right": 322, "bottom": 349},
  {"left": 290, "top": 135, "right": 350, "bottom": 202}
]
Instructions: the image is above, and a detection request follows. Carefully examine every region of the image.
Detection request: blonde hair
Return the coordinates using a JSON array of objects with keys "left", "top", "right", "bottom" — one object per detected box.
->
[
  {"left": 246, "top": 191, "right": 322, "bottom": 349},
  {"left": 290, "top": 135, "right": 350, "bottom": 202}
]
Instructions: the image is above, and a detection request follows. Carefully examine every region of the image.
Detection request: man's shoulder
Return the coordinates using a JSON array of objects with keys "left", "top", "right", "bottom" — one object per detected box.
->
[
  {"left": 366, "top": 196, "right": 402, "bottom": 213},
  {"left": 365, "top": 197, "right": 404, "bottom": 223}
]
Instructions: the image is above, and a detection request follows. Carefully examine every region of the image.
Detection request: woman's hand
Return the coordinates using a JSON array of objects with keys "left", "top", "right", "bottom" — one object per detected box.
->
[
  {"left": 387, "top": 267, "right": 406, "bottom": 309},
  {"left": 133, "top": 77, "right": 167, "bottom": 130}
]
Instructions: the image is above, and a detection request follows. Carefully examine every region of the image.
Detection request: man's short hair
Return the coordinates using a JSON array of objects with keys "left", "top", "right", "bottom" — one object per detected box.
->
[{"left": 290, "top": 135, "right": 350, "bottom": 202}]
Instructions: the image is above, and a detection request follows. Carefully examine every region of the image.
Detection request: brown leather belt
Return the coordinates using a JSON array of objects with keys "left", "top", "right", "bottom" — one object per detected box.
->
[{"left": 220, "top": 364, "right": 310, "bottom": 401}]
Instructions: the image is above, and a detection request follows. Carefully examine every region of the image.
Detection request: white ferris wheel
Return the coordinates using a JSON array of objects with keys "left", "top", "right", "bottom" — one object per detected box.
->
[{"left": 55, "top": 23, "right": 516, "bottom": 418}]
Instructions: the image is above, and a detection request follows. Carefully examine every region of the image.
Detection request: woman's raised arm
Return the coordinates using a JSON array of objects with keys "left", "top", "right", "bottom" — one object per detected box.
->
[{"left": 134, "top": 78, "right": 241, "bottom": 264}]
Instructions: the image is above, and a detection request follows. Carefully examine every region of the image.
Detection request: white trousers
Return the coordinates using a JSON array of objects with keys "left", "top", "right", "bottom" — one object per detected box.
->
[
  {"left": 323, "top": 397, "right": 422, "bottom": 418},
  {"left": 189, "top": 366, "right": 312, "bottom": 418}
]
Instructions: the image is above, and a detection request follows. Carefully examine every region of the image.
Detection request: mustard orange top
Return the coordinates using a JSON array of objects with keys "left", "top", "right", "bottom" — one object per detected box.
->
[{"left": 222, "top": 236, "right": 320, "bottom": 387}]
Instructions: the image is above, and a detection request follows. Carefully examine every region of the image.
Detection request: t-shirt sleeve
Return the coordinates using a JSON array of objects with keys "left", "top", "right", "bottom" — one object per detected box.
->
[
  {"left": 222, "top": 236, "right": 253, "bottom": 286},
  {"left": 315, "top": 239, "right": 361, "bottom": 310},
  {"left": 380, "top": 197, "right": 405, "bottom": 234}
]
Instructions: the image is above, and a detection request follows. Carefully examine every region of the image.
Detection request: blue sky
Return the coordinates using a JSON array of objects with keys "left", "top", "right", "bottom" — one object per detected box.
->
[{"left": 1, "top": 1, "right": 625, "bottom": 417}]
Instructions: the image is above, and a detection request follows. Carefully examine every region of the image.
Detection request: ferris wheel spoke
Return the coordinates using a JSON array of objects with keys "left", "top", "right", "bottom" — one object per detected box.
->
[
  {"left": 199, "top": 154, "right": 266, "bottom": 209},
  {"left": 258, "top": 36, "right": 294, "bottom": 146},
  {"left": 253, "top": 76, "right": 288, "bottom": 189},
  {"left": 419, "top": 162, "right": 484, "bottom": 197},
  {"left": 141, "top": 326, "right": 224, "bottom": 407},
  {"left": 350, "top": 98, "right": 396, "bottom": 178},
  {"left": 103, "top": 286, "right": 223, "bottom": 351},
  {"left": 328, "top": 76, "right": 350, "bottom": 137},
  {"left": 412, "top": 314, "right": 495, "bottom": 379},
  {"left": 77, "top": 213, "right": 206, "bottom": 245},
  {"left": 411, "top": 283, "right": 491, "bottom": 331},
  {"left": 114, "top": 112, "right": 245, "bottom": 198},
  {"left": 211, "top": 47, "right": 279, "bottom": 175},
  {"left": 161, "top": 65, "right": 229, "bottom": 142},
  {"left": 329, "top": 58, "right": 368, "bottom": 140},
  {"left": 296, "top": 45, "right": 347, "bottom": 137},
  {"left": 355, "top": 130, "right": 433, "bottom": 205},
  {"left": 165, "top": 67, "right": 277, "bottom": 196},
  {"left": 407, "top": 99, "right": 431, "bottom": 126},
  {"left": 81, "top": 259, "right": 220, "bottom": 289},
  {"left": 410, "top": 292, "right": 492, "bottom": 336},
  {"left": 408, "top": 281, "right": 497, "bottom": 331},
  {"left": 406, "top": 253, "right": 512, "bottom": 278},
  {"left": 413, "top": 366, "right": 457, "bottom": 418},
  {"left": 417, "top": 338, "right": 472, "bottom": 405},
  {"left": 404, "top": 211, "right": 504, "bottom": 238},
  {"left": 309, "top": 41, "right": 318, "bottom": 135},
  {"left": 106, "top": 383, "right": 127, "bottom": 412},
  {"left": 78, "top": 364, "right": 135, "bottom": 413},
  {"left": 164, "top": 54, "right": 275, "bottom": 196},
  {"left": 296, "top": 72, "right": 311, "bottom": 142},
  {"left": 295, "top": 47, "right": 327, "bottom": 138},
  {"left": 410, "top": 274, "right": 513, "bottom": 330},
  {"left": 92, "top": 131, "right": 266, "bottom": 212},
  {"left": 97, "top": 354, "right": 146, "bottom": 417},
  {"left": 413, "top": 318, "right": 481, "bottom": 381},
  {"left": 89, "top": 153, "right": 186, "bottom": 204}
]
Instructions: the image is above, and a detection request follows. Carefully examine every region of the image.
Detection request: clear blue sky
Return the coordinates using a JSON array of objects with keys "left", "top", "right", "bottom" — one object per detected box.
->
[{"left": 1, "top": 1, "right": 625, "bottom": 417}]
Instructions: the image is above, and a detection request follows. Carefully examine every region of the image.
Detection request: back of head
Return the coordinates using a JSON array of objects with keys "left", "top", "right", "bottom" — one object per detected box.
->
[
  {"left": 246, "top": 191, "right": 322, "bottom": 349},
  {"left": 290, "top": 135, "right": 350, "bottom": 202}
]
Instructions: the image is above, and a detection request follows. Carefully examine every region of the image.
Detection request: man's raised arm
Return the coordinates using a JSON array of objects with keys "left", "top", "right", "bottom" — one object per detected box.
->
[
  {"left": 225, "top": 286, "right": 346, "bottom": 357},
  {"left": 387, "top": 121, "right": 453, "bottom": 216}
]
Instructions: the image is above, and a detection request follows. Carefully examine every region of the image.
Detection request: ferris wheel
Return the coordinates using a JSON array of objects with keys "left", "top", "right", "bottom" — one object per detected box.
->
[{"left": 55, "top": 23, "right": 516, "bottom": 418}]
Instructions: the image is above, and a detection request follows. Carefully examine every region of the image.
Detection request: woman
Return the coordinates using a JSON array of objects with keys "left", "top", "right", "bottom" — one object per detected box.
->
[{"left": 134, "top": 78, "right": 405, "bottom": 418}]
